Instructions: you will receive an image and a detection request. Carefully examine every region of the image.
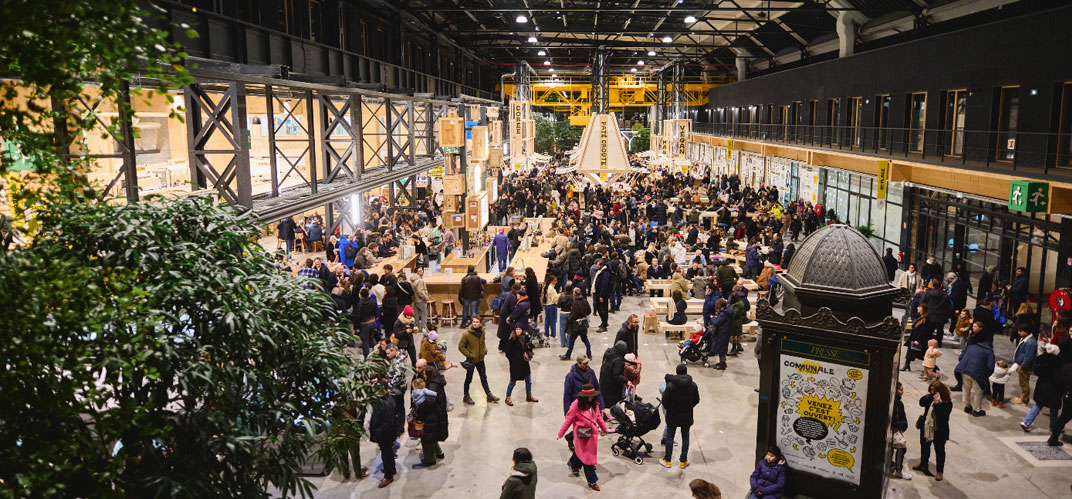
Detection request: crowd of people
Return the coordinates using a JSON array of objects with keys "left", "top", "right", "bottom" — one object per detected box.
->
[{"left": 268, "top": 152, "right": 1069, "bottom": 496}]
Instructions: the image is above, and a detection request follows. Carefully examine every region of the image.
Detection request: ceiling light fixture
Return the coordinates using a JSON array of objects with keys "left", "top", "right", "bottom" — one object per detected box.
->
[
  {"left": 538, "top": 50, "right": 546, "bottom": 56},
  {"left": 516, "top": 15, "right": 527, "bottom": 23},
  {"left": 528, "top": 36, "right": 537, "bottom": 43},
  {"left": 631, "top": 68, "right": 637, "bottom": 72},
  {"left": 648, "top": 49, "right": 656, "bottom": 56},
  {"left": 637, "top": 60, "right": 645, "bottom": 65},
  {"left": 662, "top": 36, "right": 672, "bottom": 43},
  {"left": 685, "top": 15, "right": 696, "bottom": 23},
  {"left": 544, "top": 60, "right": 551, "bottom": 65}
]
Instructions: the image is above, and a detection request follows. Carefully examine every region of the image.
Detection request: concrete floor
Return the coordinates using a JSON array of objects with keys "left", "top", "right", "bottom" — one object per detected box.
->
[{"left": 281, "top": 293, "right": 1072, "bottom": 499}]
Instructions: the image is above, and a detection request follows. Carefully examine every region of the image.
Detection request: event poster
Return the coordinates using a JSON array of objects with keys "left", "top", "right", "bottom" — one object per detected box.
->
[
  {"left": 775, "top": 340, "right": 869, "bottom": 485},
  {"left": 799, "top": 164, "right": 820, "bottom": 204}
]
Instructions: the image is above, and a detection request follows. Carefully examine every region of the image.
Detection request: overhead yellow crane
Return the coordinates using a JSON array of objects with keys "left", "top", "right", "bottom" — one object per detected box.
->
[{"left": 501, "top": 74, "right": 733, "bottom": 125}]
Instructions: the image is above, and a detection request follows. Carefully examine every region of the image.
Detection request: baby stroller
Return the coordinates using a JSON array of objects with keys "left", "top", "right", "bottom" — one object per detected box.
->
[
  {"left": 609, "top": 395, "right": 662, "bottom": 465},
  {"left": 678, "top": 326, "right": 712, "bottom": 368},
  {"left": 526, "top": 321, "right": 553, "bottom": 349}
]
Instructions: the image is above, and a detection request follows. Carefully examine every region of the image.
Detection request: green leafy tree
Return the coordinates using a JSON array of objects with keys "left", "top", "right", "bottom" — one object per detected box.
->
[
  {"left": 630, "top": 123, "right": 650, "bottom": 152},
  {"left": 534, "top": 113, "right": 555, "bottom": 153},
  {"left": 553, "top": 119, "right": 583, "bottom": 151},
  {"left": 0, "top": 2, "right": 385, "bottom": 497}
]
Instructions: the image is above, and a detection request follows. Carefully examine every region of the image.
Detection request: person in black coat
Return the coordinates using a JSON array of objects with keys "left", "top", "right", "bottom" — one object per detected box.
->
[
  {"left": 977, "top": 265, "right": 996, "bottom": 302},
  {"left": 504, "top": 326, "right": 537, "bottom": 406},
  {"left": 889, "top": 382, "right": 911, "bottom": 479},
  {"left": 707, "top": 298, "right": 733, "bottom": 370},
  {"left": 508, "top": 289, "right": 533, "bottom": 332},
  {"left": 497, "top": 288, "right": 519, "bottom": 351},
  {"left": 769, "top": 234, "right": 783, "bottom": 266},
  {"left": 661, "top": 363, "right": 701, "bottom": 467},
  {"left": 781, "top": 243, "right": 796, "bottom": 270},
  {"left": 913, "top": 381, "right": 952, "bottom": 480},
  {"left": 369, "top": 385, "right": 403, "bottom": 488},
  {"left": 592, "top": 260, "right": 613, "bottom": 331},
  {"left": 613, "top": 315, "right": 641, "bottom": 356},
  {"left": 922, "top": 280, "right": 952, "bottom": 347},
  {"left": 920, "top": 256, "right": 943, "bottom": 285},
  {"left": 599, "top": 340, "right": 629, "bottom": 409},
  {"left": 421, "top": 366, "right": 449, "bottom": 464},
  {"left": 903, "top": 303, "right": 938, "bottom": 372},
  {"left": 882, "top": 248, "right": 899, "bottom": 281}
]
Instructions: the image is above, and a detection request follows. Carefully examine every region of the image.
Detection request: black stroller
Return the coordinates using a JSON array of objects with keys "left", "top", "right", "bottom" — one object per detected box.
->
[
  {"left": 678, "top": 327, "right": 712, "bottom": 368},
  {"left": 609, "top": 395, "right": 662, "bottom": 465}
]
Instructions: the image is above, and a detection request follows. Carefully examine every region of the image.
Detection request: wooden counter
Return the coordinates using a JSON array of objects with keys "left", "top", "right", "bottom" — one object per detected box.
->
[{"left": 441, "top": 244, "right": 492, "bottom": 274}]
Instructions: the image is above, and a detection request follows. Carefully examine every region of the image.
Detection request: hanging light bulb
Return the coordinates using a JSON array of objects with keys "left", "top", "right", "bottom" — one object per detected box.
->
[
  {"left": 544, "top": 60, "right": 551, "bottom": 65},
  {"left": 684, "top": 15, "right": 697, "bottom": 23},
  {"left": 631, "top": 68, "right": 637, "bottom": 72},
  {"left": 516, "top": 15, "right": 528, "bottom": 23},
  {"left": 637, "top": 60, "right": 645, "bottom": 65},
  {"left": 538, "top": 50, "right": 546, "bottom": 56},
  {"left": 662, "top": 35, "right": 672, "bottom": 43},
  {"left": 648, "top": 49, "right": 656, "bottom": 56},
  {"left": 528, "top": 36, "right": 537, "bottom": 43}
]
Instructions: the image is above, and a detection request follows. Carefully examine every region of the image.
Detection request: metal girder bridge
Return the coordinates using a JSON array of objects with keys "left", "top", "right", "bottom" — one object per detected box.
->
[{"left": 502, "top": 73, "right": 732, "bottom": 123}]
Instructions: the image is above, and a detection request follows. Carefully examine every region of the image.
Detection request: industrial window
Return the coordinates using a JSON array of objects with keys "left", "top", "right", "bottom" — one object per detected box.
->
[
  {"left": 996, "top": 86, "right": 1019, "bottom": 162},
  {"left": 848, "top": 97, "right": 864, "bottom": 147},
  {"left": 1058, "top": 83, "right": 1072, "bottom": 166},
  {"left": 827, "top": 98, "right": 841, "bottom": 145},
  {"left": 906, "top": 92, "right": 927, "bottom": 152},
  {"left": 942, "top": 89, "right": 967, "bottom": 156},
  {"left": 875, "top": 94, "right": 890, "bottom": 149}
]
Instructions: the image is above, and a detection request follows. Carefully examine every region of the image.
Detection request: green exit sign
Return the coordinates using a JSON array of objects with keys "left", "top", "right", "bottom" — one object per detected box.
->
[{"left": 1008, "top": 180, "right": 1049, "bottom": 213}]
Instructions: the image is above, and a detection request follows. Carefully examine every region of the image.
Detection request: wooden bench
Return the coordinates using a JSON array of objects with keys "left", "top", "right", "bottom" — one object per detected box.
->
[{"left": 660, "top": 322, "right": 691, "bottom": 340}]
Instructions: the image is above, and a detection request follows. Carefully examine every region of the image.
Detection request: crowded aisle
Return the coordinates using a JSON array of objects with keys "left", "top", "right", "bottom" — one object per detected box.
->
[{"left": 262, "top": 157, "right": 1072, "bottom": 498}]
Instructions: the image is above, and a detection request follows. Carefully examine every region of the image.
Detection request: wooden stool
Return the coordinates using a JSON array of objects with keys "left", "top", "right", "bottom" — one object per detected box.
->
[
  {"left": 311, "top": 240, "right": 324, "bottom": 252},
  {"left": 441, "top": 300, "right": 458, "bottom": 328},
  {"left": 642, "top": 313, "right": 659, "bottom": 335},
  {"left": 427, "top": 301, "right": 440, "bottom": 328}
]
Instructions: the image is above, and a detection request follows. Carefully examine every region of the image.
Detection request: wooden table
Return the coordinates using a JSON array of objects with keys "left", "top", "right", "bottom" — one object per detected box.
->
[
  {"left": 441, "top": 244, "right": 492, "bottom": 274},
  {"left": 647, "top": 279, "right": 671, "bottom": 297},
  {"left": 650, "top": 297, "right": 704, "bottom": 316},
  {"left": 367, "top": 253, "right": 418, "bottom": 274}
]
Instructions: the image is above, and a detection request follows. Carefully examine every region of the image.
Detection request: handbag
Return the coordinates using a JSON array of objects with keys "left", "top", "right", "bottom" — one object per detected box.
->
[
  {"left": 915, "top": 414, "right": 925, "bottom": 430},
  {"left": 460, "top": 360, "right": 475, "bottom": 370},
  {"left": 407, "top": 412, "right": 425, "bottom": 438},
  {"left": 576, "top": 426, "right": 594, "bottom": 439},
  {"left": 891, "top": 430, "right": 907, "bottom": 449}
]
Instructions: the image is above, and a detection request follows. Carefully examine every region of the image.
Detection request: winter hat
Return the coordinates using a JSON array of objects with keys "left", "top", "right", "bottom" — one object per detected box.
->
[
  {"left": 426, "top": 330, "right": 439, "bottom": 342},
  {"left": 518, "top": 288, "right": 528, "bottom": 296},
  {"left": 578, "top": 383, "right": 601, "bottom": 399},
  {"left": 402, "top": 305, "right": 414, "bottom": 316}
]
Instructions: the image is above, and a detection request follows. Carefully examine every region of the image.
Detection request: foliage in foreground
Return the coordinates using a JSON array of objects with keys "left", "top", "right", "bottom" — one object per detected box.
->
[{"left": 0, "top": 196, "right": 385, "bottom": 497}]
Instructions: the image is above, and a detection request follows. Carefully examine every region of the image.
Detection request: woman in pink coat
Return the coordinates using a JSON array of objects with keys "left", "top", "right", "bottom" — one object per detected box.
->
[{"left": 556, "top": 383, "right": 608, "bottom": 491}]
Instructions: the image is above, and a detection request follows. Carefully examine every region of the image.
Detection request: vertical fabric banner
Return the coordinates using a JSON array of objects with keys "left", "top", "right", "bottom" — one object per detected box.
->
[
  {"left": 599, "top": 117, "right": 608, "bottom": 169},
  {"left": 875, "top": 160, "right": 889, "bottom": 199}
]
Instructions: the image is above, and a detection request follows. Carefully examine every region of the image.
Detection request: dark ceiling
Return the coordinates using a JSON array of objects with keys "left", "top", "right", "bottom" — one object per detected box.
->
[{"left": 397, "top": 0, "right": 935, "bottom": 72}]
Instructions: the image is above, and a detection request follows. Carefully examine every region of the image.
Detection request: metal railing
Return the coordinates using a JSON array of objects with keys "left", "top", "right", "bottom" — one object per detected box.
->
[
  {"left": 692, "top": 122, "right": 1072, "bottom": 177},
  {"left": 154, "top": 0, "right": 499, "bottom": 101}
]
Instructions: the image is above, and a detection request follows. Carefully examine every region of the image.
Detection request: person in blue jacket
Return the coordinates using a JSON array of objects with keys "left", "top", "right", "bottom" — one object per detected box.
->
[
  {"left": 749, "top": 445, "right": 787, "bottom": 499},
  {"left": 337, "top": 235, "right": 359, "bottom": 268},
  {"left": 744, "top": 239, "right": 762, "bottom": 279},
  {"left": 1011, "top": 325, "right": 1039, "bottom": 405},
  {"left": 493, "top": 228, "right": 511, "bottom": 272},
  {"left": 953, "top": 341, "right": 995, "bottom": 416},
  {"left": 701, "top": 284, "right": 723, "bottom": 327}
]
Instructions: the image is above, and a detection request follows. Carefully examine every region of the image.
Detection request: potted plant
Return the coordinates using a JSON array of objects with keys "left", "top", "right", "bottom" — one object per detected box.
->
[{"left": 855, "top": 224, "right": 875, "bottom": 239}]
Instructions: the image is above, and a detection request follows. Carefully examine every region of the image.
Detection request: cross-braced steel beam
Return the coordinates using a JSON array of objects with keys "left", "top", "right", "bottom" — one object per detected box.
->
[{"left": 183, "top": 82, "right": 252, "bottom": 207}]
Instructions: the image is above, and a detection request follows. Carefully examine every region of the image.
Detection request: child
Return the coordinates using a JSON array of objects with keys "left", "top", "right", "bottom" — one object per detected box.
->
[
  {"left": 411, "top": 378, "right": 437, "bottom": 407},
  {"left": 989, "top": 359, "right": 1012, "bottom": 409},
  {"left": 953, "top": 310, "right": 972, "bottom": 348},
  {"left": 921, "top": 339, "right": 941, "bottom": 382}
]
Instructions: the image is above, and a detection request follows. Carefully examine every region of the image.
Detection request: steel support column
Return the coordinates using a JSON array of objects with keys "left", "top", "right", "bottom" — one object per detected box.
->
[
  {"left": 591, "top": 48, "right": 609, "bottom": 115},
  {"left": 266, "top": 86, "right": 317, "bottom": 196},
  {"left": 183, "top": 82, "right": 252, "bottom": 207},
  {"left": 320, "top": 93, "right": 358, "bottom": 183}
]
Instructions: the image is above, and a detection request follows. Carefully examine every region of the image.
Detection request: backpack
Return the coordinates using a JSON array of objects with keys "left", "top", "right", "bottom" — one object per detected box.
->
[
  {"left": 344, "top": 242, "right": 358, "bottom": 260},
  {"left": 617, "top": 261, "right": 628, "bottom": 281}
]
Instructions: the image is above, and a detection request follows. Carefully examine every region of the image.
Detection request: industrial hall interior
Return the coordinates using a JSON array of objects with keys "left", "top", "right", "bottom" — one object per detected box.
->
[{"left": 8, "top": 0, "right": 1072, "bottom": 498}]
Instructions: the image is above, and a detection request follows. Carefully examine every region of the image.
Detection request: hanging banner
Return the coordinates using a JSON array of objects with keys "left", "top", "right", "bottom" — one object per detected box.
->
[
  {"left": 677, "top": 121, "right": 688, "bottom": 157},
  {"left": 511, "top": 100, "right": 525, "bottom": 139},
  {"left": 599, "top": 117, "right": 609, "bottom": 169},
  {"left": 876, "top": 160, "right": 889, "bottom": 199},
  {"left": 776, "top": 338, "right": 869, "bottom": 486}
]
